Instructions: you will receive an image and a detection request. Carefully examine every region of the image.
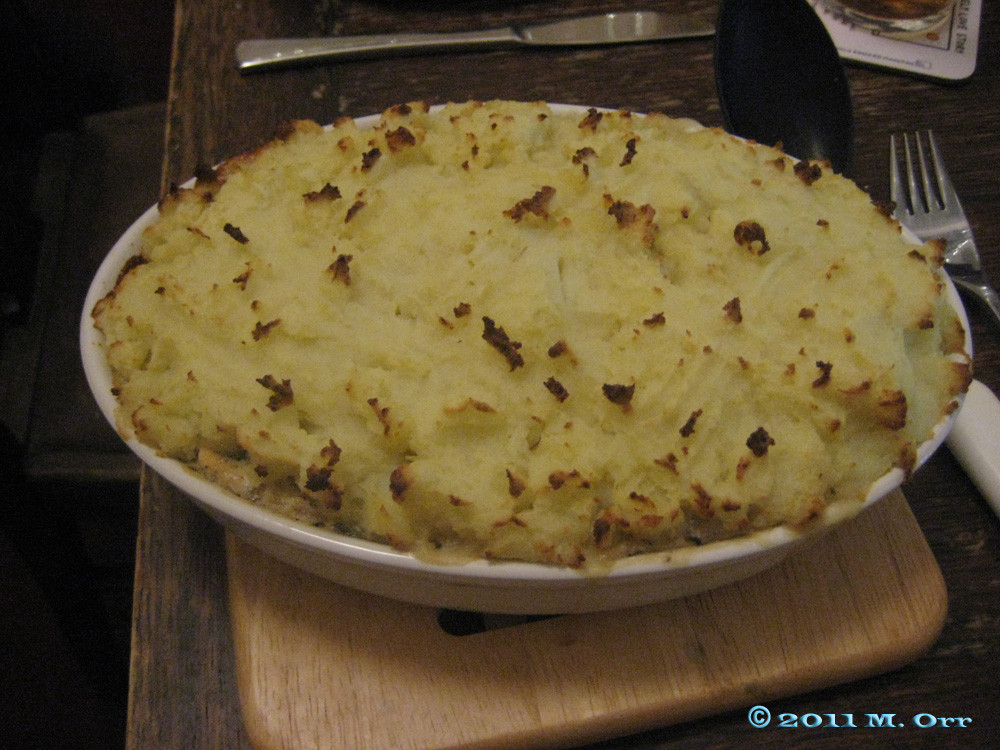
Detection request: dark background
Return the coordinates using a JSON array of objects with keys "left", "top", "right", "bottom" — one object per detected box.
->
[{"left": 1, "top": 1, "right": 174, "bottom": 747}]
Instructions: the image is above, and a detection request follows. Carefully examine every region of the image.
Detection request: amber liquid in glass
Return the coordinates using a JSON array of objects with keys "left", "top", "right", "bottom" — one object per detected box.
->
[{"left": 834, "top": 0, "right": 953, "bottom": 21}]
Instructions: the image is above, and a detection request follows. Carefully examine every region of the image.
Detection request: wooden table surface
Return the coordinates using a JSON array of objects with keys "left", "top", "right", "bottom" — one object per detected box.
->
[{"left": 128, "top": 1, "right": 1000, "bottom": 747}]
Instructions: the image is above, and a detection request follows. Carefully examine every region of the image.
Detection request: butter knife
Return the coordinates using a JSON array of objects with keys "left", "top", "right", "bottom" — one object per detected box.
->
[{"left": 237, "top": 10, "right": 716, "bottom": 72}]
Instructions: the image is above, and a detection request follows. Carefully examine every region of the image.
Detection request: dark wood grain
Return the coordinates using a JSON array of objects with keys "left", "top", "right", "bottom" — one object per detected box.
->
[
  {"left": 129, "top": 0, "right": 1000, "bottom": 747},
  {"left": 127, "top": 472, "right": 251, "bottom": 748},
  {"left": 161, "top": 0, "right": 337, "bottom": 190}
]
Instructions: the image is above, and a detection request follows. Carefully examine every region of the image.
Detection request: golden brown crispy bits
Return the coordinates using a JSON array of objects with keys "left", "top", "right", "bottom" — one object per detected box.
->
[
  {"left": 606, "top": 197, "right": 652, "bottom": 229},
  {"left": 578, "top": 107, "right": 603, "bottom": 132},
  {"left": 548, "top": 340, "right": 569, "bottom": 358},
  {"left": 736, "top": 456, "right": 751, "bottom": 481},
  {"left": 602, "top": 383, "right": 635, "bottom": 409},
  {"left": 304, "top": 465, "right": 334, "bottom": 492},
  {"left": 876, "top": 390, "right": 908, "bottom": 430},
  {"left": 492, "top": 514, "right": 528, "bottom": 529},
  {"left": 604, "top": 195, "right": 658, "bottom": 248},
  {"left": 443, "top": 398, "right": 495, "bottom": 414},
  {"left": 251, "top": 319, "right": 281, "bottom": 341},
  {"left": 328, "top": 253, "right": 353, "bottom": 285},
  {"left": 733, "top": 220, "right": 770, "bottom": 255},
  {"left": 643, "top": 312, "right": 666, "bottom": 327},
  {"left": 629, "top": 492, "right": 655, "bottom": 508},
  {"left": 361, "top": 147, "right": 381, "bottom": 172},
  {"left": 746, "top": 427, "right": 775, "bottom": 457},
  {"left": 620, "top": 137, "right": 638, "bottom": 166},
  {"left": 303, "top": 183, "right": 342, "bottom": 202},
  {"left": 482, "top": 316, "right": 524, "bottom": 370},
  {"left": 794, "top": 160, "right": 822, "bottom": 185},
  {"left": 453, "top": 302, "right": 471, "bottom": 318},
  {"left": 592, "top": 515, "right": 613, "bottom": 546},
  {"left": 389, "top": 465, "right": 411, "bottom": 502},
  {"left": 691, "top": 483, "right": 714, "bottom": 518},
  {"left": 594, "top": 506, "right": 631, "bottom": 547},
  {"left": 506, "top": 469, "right": 526, "bottom": 497},
  {"left": 504, "top": 185, "right": 556, "bottom": 222},
  {"left": 256, "top": 375, "right": 293, "bottom": 411},
  {"left": 812, "top": 360, "right": 833, "bottom": 388},
  {"left": 572, "top": 147, "right": 597, "bottom": 177},
  {"left": 548, "top": 470, "right": 589, "bottom": 489},
  {"left": 233, "top": 265, "right": 252, "bottom": 290},
  {"left": 790, "top": 496, "right": 826, "bottom": 528},
  {"left": 385, "top": 127, "right": 417, "bottom": 152},
  {"left": 223, "top": 223, "right": 250, "bottom": 244},
  {"left": 114, "top": 254, "right": 149, "bottom": 287},
  {"left": 924, "top": 238, "right": 947, "bottom": 266},
  {"left": 345, "top": 199, "right": 366, "bottom": 223},
  {"left": 723, "top": 297, "right": 743, "bottom": 323},
  {"left": 872, "top": 199, "right": 895, "bottom": 218},
  {"left": 367, "top": 397, "right": 393, "bottom": 435},
  {"left": 798, "top": 307, "right": 816, "bottom": 319},
  {"left": 320, "top": 439, "right": 342, "bottom": 467},
  {"left": 679, "top": 408, "right": 703, "bottom": 437},
  {"left": 544, "top": 376, "right": 569, "bottom": 402},
  {"left": 654, "top": 453, "right": 679, "bottom": 473},
  {"left": 840, "top": 380, "right": 872, "bottom": 396}
]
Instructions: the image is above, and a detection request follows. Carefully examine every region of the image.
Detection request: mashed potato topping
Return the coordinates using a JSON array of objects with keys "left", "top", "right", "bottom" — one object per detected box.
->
[{"left": 92, "top": 100, "right": 970, "bottom": 567}]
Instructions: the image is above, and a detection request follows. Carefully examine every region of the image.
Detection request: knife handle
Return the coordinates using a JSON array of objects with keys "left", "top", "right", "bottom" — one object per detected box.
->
[
  {"left": 946, "top": 379, "right": 1000, "bottom": 520},
  {"left": 237, "top": 28, "right": 519, "bottom": 71}
]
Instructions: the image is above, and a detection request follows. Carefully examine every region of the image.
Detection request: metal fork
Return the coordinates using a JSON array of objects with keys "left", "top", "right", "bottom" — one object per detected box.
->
[{"left": 890, "top": 131, "right": 1000, "bottom": 326}]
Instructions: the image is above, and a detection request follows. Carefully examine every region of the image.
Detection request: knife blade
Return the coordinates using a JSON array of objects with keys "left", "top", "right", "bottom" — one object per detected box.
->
[{"left": 237, "top": 10, "right": 716, "bottom": 72}]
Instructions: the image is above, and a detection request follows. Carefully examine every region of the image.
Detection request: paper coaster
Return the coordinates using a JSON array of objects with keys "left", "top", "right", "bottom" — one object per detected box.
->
[{"left": 810, "top": 0, "right": 982, "bottom": 81}]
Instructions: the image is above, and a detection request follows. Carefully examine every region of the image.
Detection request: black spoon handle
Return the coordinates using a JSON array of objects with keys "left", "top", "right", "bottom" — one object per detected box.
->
[{"left": 714, "top": 0, "right": 854, "bottom": 176}]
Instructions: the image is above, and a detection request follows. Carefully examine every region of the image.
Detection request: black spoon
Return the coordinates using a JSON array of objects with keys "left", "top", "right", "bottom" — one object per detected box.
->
[{"left": 714, "top": 0, "right": 854, "bottom": 176}]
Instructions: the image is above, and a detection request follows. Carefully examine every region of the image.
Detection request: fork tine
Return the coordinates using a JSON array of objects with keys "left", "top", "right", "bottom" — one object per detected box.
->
[
  {"left": 925, "top": 130, "right": 963, "bottom": 213},
  {"left": 889, "top": 134, "right": 905, "bottom": 213},
  {"left": 903, "top": 133, "right": 925, "bottom": 214},
  {"left": 889, "top": 130, "right": 999, "bottom": 323},
  {"left": 915, "top": 132, "right": 941, "bottom": 211}
]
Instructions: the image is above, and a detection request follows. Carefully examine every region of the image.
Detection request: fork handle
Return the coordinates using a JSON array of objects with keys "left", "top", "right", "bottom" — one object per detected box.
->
[
  {"left": 953, "top": 278, "right": 1000, "bottom": 328},
  {"left": 947, "top": 380, "right": 1000, "bottom": 520}
]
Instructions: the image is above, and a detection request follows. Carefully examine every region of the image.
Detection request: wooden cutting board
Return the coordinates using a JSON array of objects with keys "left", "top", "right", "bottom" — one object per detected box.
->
[{"left": 226, "top": 489, "right": 946, "bottom": 750}]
